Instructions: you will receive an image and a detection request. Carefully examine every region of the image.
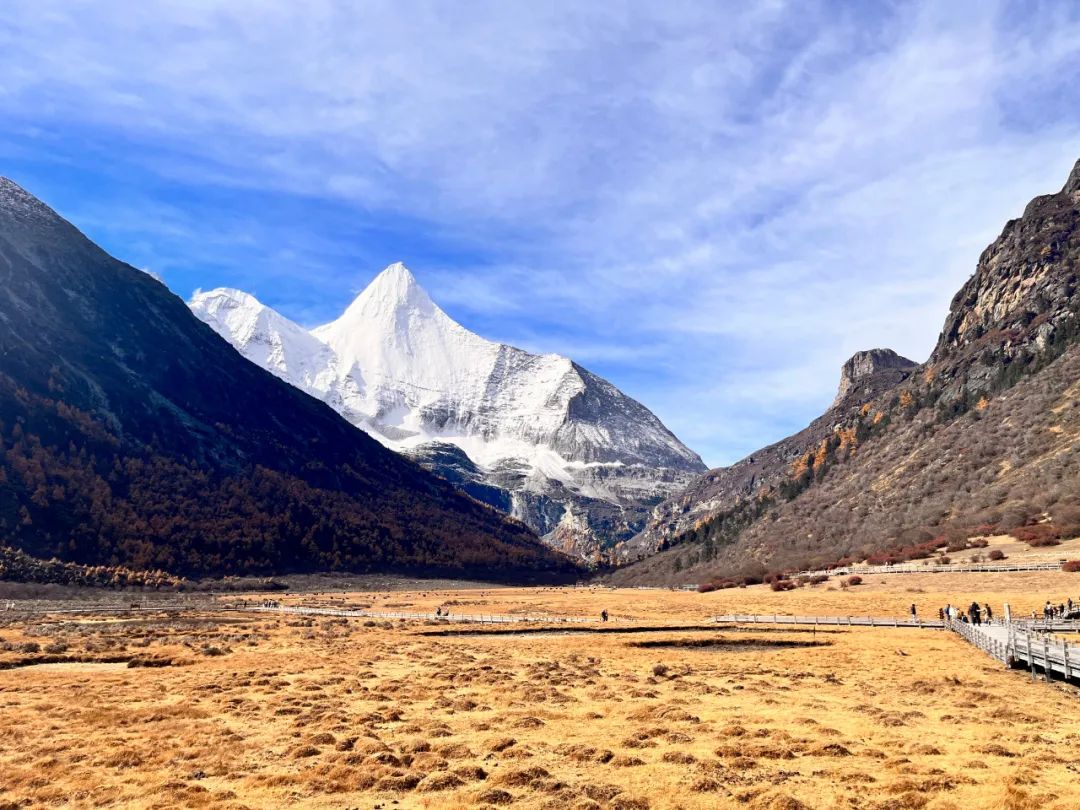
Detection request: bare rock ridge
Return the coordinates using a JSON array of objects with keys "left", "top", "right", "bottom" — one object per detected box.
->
[
  {"left": 832, "top": 349, "right": 917, "bottom": 407},
  {"left": 0, "top": 176, "right": 579, "bottom": 582},
  {"left": 191, "top": 263, "right": 705, "bottom": 563},
  {"left": 615, "top": 158, "right": 1080, "bottom": 581},
  {"left": 619, "top": 346, "right": 917, "bottom": 561}
]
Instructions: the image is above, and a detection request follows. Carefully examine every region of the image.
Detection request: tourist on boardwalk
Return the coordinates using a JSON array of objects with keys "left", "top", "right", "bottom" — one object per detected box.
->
[
  {"left": 984, "top": 603, "right": 993, "bottom": 623},
  {"left": 910, "top": 604, "right": 917, "bottom": 621},
  {"left": 938, "top": 607, "right": 945, "bottom": 621},
  {"left": 601, "top": 609, "right": 609, "bottom": 622},
  {"left": 969, "top": 602, "right": 981, "bottom": 626}
]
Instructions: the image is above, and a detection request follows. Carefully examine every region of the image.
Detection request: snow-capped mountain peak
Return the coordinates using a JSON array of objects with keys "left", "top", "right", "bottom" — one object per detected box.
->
[
  {"left": 312, "top": 262, "right": 498, "bottom": 400},
  {"left": 190, "top": 262, "right": 705, "bottom": 560},
  {"left": 190, "top": 286, "right": 347, "bottom": 409}
]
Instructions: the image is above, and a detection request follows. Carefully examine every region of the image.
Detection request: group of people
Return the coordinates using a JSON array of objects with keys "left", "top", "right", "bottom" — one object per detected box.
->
[
  {"left": 929, "top": 597, "right": 1078, "bottom": 625},
  {"left": 1037, "top": 598, "right": 1075, "bottom": 621},
  {"left": 937, "top": 602, "right": 993, "bottom": 625}
]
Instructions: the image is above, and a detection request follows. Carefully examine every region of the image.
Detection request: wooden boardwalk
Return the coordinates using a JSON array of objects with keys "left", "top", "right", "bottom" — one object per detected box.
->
[
  {"left": 713, "top": 613, "right": 1080, "bottom": 684},
  {"left": 713, "top": 613, "right": 944, "bottom": 629},
  {"left": 797, "top": 561, "right": 1063, "bottom": 577},
  {"left": 950, "top": 619, "right": 1080, "bottom": 682},
  {"left": 246, "top": 604, "right": 602, "bottom": 624}
]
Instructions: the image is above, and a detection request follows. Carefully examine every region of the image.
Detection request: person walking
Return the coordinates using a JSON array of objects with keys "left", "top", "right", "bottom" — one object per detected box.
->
[
  {"left": 984, "top": 603, "right": 993, "bottom": 623},
  {"left": 601, "top": 609, "right": 609, "bottom": 623},
  {"left": 910, "top": 603, "right": 917, "bottom": 621}
]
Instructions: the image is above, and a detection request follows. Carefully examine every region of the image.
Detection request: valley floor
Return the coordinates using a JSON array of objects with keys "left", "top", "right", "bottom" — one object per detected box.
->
[{"left": 2, "top": 574, "right": 1080, "bottom": 809}]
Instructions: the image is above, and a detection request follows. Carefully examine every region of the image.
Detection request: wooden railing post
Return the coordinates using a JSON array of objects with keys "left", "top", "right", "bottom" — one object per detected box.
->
[{"left": 1027, "top": 630, "right": 1036, "bottom": 680}]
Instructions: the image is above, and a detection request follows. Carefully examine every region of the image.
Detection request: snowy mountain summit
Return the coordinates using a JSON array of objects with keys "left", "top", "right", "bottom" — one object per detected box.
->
[{"left": 190, "top": 263, "right": 705, "bottom": 561}]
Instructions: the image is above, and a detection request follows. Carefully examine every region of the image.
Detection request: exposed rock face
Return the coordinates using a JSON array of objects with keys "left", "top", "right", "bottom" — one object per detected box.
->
[
  {"left": 617, "top": 158, "right": 1080, "bottom": 578},
  {"left": 929, "top": 158, "right": 1080, "bottom": 403},
  {"left": 620, "top": 346, "right": 917, "bottom": 562},
  {"left": 832, "top": 349, "right": 917, "bottom": 407},
  {"left": 191, "top": 264, "right": 705, "bottom": 562}
]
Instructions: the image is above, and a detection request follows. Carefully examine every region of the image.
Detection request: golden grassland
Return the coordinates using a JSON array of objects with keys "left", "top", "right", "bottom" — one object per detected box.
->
[{"left": 2, "top": 572, "right": 1080, "bottom": 810}]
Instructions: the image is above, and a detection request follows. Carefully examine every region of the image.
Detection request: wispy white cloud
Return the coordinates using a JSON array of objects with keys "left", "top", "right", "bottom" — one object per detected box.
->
[{"left": 1, "top": 0, "right": 1078, "bottom": 465}]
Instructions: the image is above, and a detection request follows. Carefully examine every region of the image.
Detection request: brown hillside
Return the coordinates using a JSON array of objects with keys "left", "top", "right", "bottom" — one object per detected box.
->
[{"left": 611, "top": 158, "right": 1080, "bottom": 584}]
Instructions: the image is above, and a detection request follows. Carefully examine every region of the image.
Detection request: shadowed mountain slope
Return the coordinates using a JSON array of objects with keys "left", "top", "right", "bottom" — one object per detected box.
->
[{"left": 0, "top": 178, "right": 580, "bottom": 581}]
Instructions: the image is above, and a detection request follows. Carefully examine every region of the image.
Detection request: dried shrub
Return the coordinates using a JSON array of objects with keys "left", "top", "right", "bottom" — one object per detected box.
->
[
  {"left": 846, "top": 576, "right": 863, "bottom": 586},
  {"left": 1062, "top": 560, "right": 1080, "bottom": 573},
  {"left": 988, "top": 549, "right": 1006, "bottom": 561},
  {"left": 1014, "top": 524, "right": 1062, "bottom": 546}
]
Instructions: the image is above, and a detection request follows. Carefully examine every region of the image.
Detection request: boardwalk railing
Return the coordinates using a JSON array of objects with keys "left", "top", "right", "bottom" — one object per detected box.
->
[
  {"left": 798, "top": 561, "right": 1063, "bottom": 577},
  {"left": 713, "top": 613, "right": 943, "bottom": 629},
  {"left": 948, "top": 619, "right": 1078, "bottom": 682},
  {"left": 245, "top": 604, "right": 601, "bottom": 624}
]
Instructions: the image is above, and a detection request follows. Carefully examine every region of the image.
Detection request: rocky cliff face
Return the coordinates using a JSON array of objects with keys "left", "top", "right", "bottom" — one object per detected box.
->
[
  {"left": 191, "top": 264, "right": 705, "bottom": 562},
  {"left": 927, "top": 160, "right": 1080, "bottom": 404},
  {"left": 832, "top": 349, "right": 917, "bottom": 407},
  {"left": 619, "top": 346, "right": 918, "bottom": 561},
  {"left": 616, "top": 158, "right": 1080, "bottom": 578}
]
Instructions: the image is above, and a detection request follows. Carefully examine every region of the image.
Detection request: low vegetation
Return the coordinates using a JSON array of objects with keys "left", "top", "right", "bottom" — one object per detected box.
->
[{"left": 2, "top": 579, "right": 1079, "bottom": 808}]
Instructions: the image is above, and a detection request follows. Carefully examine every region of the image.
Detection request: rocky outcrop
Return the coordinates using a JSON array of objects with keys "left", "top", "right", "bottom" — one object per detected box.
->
[
  {"left": 832, "top": 349, "right": 917, "bottom": 407},
  {"left": 927, "top": 159, "right": 1080, "bottom": 405},
  {"left": 618, "top": 345, "right": 917, "bottom": 562}
]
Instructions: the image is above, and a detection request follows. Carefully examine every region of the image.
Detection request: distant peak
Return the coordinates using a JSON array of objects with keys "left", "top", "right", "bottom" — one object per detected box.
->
[
  {"left": 190, "top": 287, "right": 265, "bottom": 310},
  {"left": 381, "top": 261, "right": 416, "bottom": 282},
  {"left": 0, "top": 176, "right": 63, "bottom": 223},
  {"left": 364, "top": 262, "right": 424, "bottom": 300},
  {"left": 832, "top": 348, "right": 917, "bottom": 407},
  {"left": 1064, "top": 158, "right": 1080, "bottom": 195},
  {"left": 332, "top": 262, "right": 438, "bottom": 326}
]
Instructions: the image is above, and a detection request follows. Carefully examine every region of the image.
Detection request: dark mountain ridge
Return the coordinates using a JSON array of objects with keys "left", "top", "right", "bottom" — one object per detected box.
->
[
  {"left": 612, "top": 159, "right": 1080, "bottom": 583},
  {"left": 0, "top": 177, "right": 580, "bottom": 581}
]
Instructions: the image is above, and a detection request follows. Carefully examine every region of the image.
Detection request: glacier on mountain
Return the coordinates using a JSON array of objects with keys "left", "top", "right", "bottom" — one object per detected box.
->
[{"left": 190, "top": 263, "right": 705, "bottom": 561}]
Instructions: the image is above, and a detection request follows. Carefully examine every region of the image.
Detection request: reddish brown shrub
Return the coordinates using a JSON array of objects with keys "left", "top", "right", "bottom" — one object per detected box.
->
[
  {"left": 770, "top": 580, "right": 797, "bottom": 592},
  {"left": 987, "top": 549, "right": 1006, "bottom": 561},
  {"left": 1062, "top": 561, "right": 1080, "bottom": 573},
  {"left": 846, "top": 575, "right": 863, "bottom": 586},
  {"left": 1014, "top": 524, "right": 1061, "bottom": 545}
]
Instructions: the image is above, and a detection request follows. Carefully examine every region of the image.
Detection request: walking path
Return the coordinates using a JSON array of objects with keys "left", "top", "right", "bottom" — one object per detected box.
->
[
  {"left": 245, "top": 604, "right": 602, "bottom": 624},
  {"left": 713, "top": 613, "right": 944, "bottom": 628},
  {"left": 797, "top": 561, "right": 1063, "bottom": 577},
  {"left": 950, "top": 619, "right": 1080, "bottom": 682},
  {"left": 713, "top": 613, "right": 1080, "bottom": 684}
]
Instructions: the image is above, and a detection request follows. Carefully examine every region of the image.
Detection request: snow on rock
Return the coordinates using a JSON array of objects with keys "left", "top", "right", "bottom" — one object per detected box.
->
[{"left": 190, "top": 263, "right": 705, "bottom": 559}]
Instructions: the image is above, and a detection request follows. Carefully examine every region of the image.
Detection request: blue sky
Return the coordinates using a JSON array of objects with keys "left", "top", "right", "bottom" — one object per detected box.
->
[{"left": 2, "top": 1, "right": 1078, "bottom": 467}]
